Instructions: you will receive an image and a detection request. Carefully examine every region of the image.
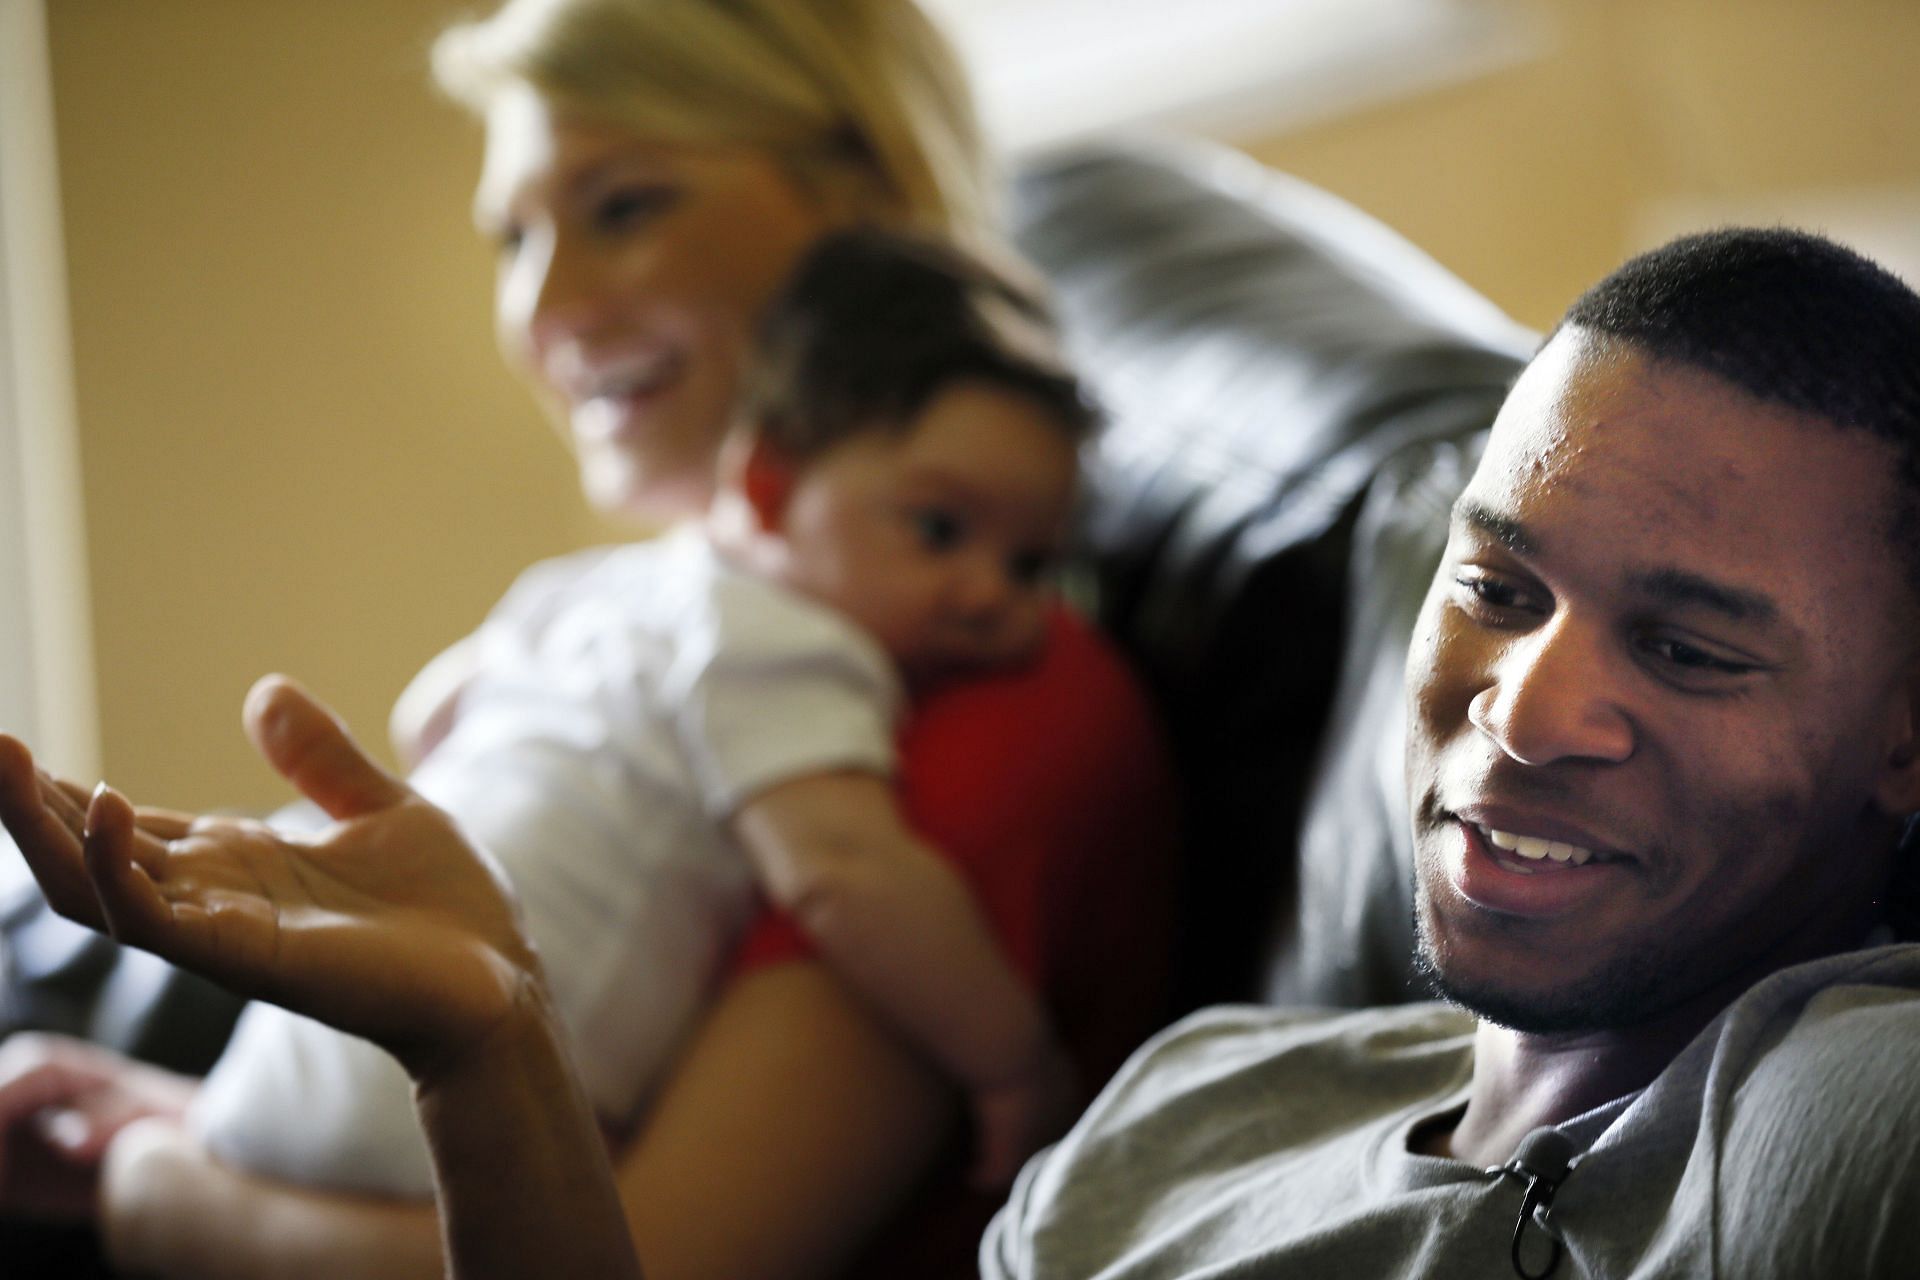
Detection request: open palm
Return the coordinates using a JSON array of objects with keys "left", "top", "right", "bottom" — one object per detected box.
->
[{"left": 0, "top": 676, "right": 544, "bottom": 1080}]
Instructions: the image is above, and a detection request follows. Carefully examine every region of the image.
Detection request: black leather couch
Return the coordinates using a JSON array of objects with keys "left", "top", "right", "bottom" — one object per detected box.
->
[
  {"left": 0, "top": 132, "right": 1534, "bottom": 1112},
  {"left": 1015, "top": 136, "right": 1532, "bottom": 1015}
]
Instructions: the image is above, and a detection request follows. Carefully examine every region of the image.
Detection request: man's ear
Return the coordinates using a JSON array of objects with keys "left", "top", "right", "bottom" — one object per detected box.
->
[
  {"left": 1878, "top": 667, "right": 1920, "bottom": 817},
  {"left": 740, "top": 433, "right": 798, "bottom": 534}
]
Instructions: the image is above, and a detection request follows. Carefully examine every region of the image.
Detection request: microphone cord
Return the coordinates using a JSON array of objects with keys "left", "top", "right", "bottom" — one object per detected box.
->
[{"left": 1496, "top": 1129, "right": 1576, "bottom": 1280}]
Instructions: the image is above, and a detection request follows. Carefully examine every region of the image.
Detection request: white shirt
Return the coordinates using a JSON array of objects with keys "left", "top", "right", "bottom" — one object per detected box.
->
[{"left": 193, "top": 529, "right": 901, "bottom": 1194}]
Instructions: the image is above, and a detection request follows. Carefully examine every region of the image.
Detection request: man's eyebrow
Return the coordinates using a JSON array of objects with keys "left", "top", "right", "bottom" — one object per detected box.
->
[
  {"left": 1627, "top": 568, "right": 1780, "bottom": 626},
  {"left": 1453, "top": 499, "right": 1537, "bottom": 555},
  {"left": 1454, "top": 498, "right": 1783, "bottom": 626}
]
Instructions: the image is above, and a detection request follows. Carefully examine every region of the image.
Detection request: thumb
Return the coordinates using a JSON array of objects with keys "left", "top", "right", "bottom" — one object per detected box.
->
[{"left": 243, "top": 674, "right": 409, "bottom": 820}]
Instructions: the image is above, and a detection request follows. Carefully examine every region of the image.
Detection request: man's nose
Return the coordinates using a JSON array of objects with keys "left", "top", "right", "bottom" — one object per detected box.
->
[{"left": 1467, "top": 615, "right": 1635, "bottom": 766}]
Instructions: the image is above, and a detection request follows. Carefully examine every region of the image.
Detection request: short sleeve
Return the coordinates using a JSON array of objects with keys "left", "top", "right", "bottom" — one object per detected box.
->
[
  {"left": 480, "top": 545, "right": 625, "bottom": 634},
  {"left": 190, "top": 1002, "right": 434, "bottom": 1196},
  {"left": 667, "top": 556, "right": 902, "bottom": 817}
]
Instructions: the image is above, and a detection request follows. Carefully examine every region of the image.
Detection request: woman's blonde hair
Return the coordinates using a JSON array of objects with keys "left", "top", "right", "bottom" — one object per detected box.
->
[{"left": 432, "top": 0, "right": 993, "bottom": 245}]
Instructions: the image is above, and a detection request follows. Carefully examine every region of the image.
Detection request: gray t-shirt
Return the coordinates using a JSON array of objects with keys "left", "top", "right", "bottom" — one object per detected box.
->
[{"left": 982, "top": 944, "right": 1920, "bottom": 1278}]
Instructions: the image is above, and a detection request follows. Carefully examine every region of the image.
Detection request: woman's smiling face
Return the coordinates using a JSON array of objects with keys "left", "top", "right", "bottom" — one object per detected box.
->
[{"left": 475, "top": 85, "right": 846, "bottom": 522}]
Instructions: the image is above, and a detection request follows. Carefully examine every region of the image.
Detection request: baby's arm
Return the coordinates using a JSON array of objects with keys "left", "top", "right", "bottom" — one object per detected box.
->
[{"left": 731, "top": 773, "right": 1078, "bottom": 1186}]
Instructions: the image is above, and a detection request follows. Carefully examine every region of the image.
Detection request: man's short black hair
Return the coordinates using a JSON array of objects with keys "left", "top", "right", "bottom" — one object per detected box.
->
[
  {"left": 1559, "top": 226, "right": 1920, "bottom": 589},
  {"left": 1564, "top": 228, "right": 1920, "bottom": 930},
  {"left": 740, "top": 227, "right": 1097, "bottom": 459}
]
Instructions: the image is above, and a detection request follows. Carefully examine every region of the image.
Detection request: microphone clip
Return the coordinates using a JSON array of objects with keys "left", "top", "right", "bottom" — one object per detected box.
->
[{"left": 1498, "top": 1129, "right": 1575, "bottom": 1280}]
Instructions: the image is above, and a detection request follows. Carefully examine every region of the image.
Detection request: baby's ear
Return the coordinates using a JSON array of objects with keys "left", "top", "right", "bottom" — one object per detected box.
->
[{"left": 740, "top": 433, "right": 798, "bottom": 533}]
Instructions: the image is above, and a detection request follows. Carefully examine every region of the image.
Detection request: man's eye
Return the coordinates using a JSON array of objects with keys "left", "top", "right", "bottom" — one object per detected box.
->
[
  {"left": 1452, "top": 573, "right": 1529, "bottom": 613},
  {"left": 1639, "top": 635, "right": 1757, "bottom": 677},
  {"left": 912, "top": 509, "right": 965, "bottom": 551},
  {"left": 595, "top": 186, "right": 679, "bottom": 233}
]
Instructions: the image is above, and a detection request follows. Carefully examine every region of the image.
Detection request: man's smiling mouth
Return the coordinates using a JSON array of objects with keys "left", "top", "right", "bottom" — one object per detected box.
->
[{"left": 1485, "top": 826, "right": 1595, "bottom": 867}]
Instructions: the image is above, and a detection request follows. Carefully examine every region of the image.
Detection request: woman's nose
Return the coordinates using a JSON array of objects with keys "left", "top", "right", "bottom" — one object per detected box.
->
[
  {"left": 1467, "top": 617, "right": 1635, "bottom": 766},
  {"left": 500, "top": 230, "right": 610, "bottom": 359}
]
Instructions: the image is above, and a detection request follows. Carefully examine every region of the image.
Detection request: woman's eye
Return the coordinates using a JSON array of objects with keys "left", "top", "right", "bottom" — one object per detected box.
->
[
  {"left": 912, "top": 509, "right": 965, "bottom": 551},
  {"left": 594, "top": 186, "right": 679, "bottom": 234},
  {"left": 490, "top": 223, "right": 525, "bottom": 259}
]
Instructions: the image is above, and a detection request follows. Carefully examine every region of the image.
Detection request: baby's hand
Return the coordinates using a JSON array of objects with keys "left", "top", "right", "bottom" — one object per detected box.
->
[{"left": 966, "top": 1038, "right": 1080, "bottom": 1190}]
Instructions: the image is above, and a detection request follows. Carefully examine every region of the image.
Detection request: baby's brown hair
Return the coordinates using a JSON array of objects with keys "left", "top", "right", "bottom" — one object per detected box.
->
[{"left": 739, "top": 228, "right": 1097, "bottom": 460}]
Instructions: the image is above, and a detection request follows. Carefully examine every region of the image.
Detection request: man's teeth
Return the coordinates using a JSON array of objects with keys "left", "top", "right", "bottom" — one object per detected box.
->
[{"left": 1486, "top": 827, "right": 1594, "bottom": 867}]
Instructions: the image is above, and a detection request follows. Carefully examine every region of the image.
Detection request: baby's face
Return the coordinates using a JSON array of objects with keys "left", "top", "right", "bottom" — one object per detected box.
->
[{"left": 772, "top": 381, "right": 1079, "bottom": 690}]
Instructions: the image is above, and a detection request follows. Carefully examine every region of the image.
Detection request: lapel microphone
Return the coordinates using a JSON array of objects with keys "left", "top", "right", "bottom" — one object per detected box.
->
[{"left": 1500, "top": 1129, "right": 1576, "bottom": 1280}]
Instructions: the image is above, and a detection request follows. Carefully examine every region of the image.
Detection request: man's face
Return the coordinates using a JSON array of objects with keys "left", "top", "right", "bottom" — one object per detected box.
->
[{"left": 1406, "top": 328, "right": 1917, "bottom": 1033}]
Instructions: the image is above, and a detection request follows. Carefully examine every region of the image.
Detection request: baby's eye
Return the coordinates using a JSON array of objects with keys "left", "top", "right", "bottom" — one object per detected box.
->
[
  {"left": 912, "top": 508, "right": 966, "bottom": 552},
  {"left": 1008, "top": 549, "right": 1057, "bottom": 588}
]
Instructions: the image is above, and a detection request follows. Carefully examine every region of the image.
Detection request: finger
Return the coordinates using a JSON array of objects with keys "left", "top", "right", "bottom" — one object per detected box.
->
[
  {"left": 0, "top": 1042, "right": 94, "bottom": 1129},
  {"left": 35, "top": 1106, "right": 104, "bottom": 1160},
  {"left": 131, "top": 806, "right": 198, "bottom": 840},
  {"left": 35, "top": 772, "right": 87, "bottom": 841},
  {"left": 0, "top": 736, "right": 103, "bottom": 928},
  {"left": 49, "top": 773, "right": 93, "bottom": 816},
  {"left": 243, "top": 674, "right": 409, "bottom": 821},
  {"left": 44, "top": 776, "right": 168, "bottom": 874},
  {"left": 81, "top": 784, "right": 175, "bottom": 954}
]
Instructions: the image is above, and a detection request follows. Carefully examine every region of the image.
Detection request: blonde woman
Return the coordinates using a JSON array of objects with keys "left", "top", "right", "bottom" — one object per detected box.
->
[{"left": 0, "top": 3, "right": 1172, "bottom": 1277}]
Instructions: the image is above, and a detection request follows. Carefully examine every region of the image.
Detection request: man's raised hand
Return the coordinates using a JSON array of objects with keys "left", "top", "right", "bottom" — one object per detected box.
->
[{"left": 0, "top": 675, "right": 545, "bottom": 1083}]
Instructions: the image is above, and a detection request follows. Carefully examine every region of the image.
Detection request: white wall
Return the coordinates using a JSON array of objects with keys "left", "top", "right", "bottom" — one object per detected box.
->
[{"left": 0, "top": 0, "right": 99, "bottom": 889}]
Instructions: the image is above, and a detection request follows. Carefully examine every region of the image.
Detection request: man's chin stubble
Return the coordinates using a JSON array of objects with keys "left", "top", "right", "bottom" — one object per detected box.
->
[{"left": 1410, "top": 904, "right": 1676, "bottom": 1035}]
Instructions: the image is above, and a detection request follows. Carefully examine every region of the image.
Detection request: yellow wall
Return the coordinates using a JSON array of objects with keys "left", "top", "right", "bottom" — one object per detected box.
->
[
  {"left": 47, "top": 1, "right": 599, "bottom": 809},
  {"left": 1242, "top": 0, "right": 1920, "bottom": 328},
  {"left": 43, "top": 0, "right": 1920, "bottom": 810}
]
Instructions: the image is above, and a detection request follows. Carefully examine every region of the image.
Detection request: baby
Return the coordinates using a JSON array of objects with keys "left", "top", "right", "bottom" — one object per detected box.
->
[{"left": 190, "top": 227, "right": 1098, "bottom": 1196}]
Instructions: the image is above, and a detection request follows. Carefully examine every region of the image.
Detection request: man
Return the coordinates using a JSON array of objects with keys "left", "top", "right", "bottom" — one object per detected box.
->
[
  {"left": 981, "top": 227, "right": 1920, "bottom": 1277},
  {"left": 5, "top": 228, "right": 1918, "bottom": 1280}
]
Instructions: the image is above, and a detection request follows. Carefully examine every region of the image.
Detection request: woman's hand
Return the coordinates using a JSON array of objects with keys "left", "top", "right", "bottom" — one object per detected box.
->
[
  {"left": 0, "top": 1033, "right": 195, "bottom": 1223},
  {"left": 0, "top": 675, "right": 540, "bottom": 1083}
]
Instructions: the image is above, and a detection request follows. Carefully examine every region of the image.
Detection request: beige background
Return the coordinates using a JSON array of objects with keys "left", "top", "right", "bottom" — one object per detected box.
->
[{"left": 40, "top": 0, "right": 1920, "bottom": 811}]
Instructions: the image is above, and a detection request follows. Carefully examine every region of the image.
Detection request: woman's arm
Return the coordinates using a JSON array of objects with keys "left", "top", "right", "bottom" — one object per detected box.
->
[
  {"left": 102, "top": 1119, "right": 442, "bottom": 1280},
  {"left": 608, "top": 959, "right": 955, "bottom": 1280},
  {"left": 97, "top": 958, "right": 954, "bottom": 1280},
  {"left": 100, "top": 985, "right": 635, "bottom": 1280}
]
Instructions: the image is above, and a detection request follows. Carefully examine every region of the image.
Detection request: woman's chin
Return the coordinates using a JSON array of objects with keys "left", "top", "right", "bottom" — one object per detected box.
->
[{"left": 579, "top": 459, "right": 714, "bottom": 526}]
